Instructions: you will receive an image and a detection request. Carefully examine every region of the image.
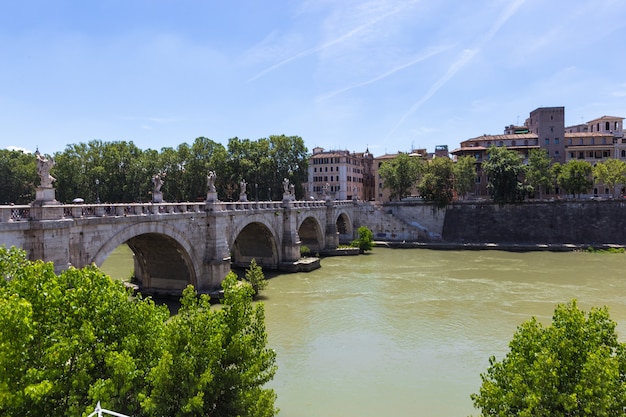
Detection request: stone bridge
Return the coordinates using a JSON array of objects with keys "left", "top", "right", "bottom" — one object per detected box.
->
[{"left": 0, "top": 199, "right": 358, "bottom": 294}]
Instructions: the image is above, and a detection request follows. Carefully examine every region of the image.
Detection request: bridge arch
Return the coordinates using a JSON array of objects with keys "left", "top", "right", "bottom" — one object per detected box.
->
[
  {"left": 335, "top": 211, "right": 354, "bottom": 243},
  {"left": 230, "top": 220, "right": 280, "bottom": 269},
  {"left": 92, "top": 222, "right": 200, "bottom": 292},
  {"left": 298, "top": 216, "right": 325, "bottom": 254}
]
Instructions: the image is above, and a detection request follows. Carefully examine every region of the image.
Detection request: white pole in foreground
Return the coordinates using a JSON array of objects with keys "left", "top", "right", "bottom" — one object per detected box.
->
[{"left": 86, "top": 401, "right": 131, "bottom": 417}]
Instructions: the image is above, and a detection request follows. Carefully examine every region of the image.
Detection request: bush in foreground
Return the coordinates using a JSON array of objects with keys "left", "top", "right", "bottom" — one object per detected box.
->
[
  {"left": 0, "top": 246, "right": 277, "bottom": 417},
  {"left": 471, "top": 300, "right": 626, "bottom": 416}
]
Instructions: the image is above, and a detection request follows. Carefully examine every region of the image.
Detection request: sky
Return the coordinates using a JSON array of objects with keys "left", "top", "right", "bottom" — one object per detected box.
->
[{"left": 1, "top": 0, "right": 626, "bottom": 158}]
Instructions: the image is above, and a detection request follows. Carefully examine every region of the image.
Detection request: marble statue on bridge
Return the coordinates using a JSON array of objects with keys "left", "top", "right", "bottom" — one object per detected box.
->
[
  {"left": 152, "top": 174, "right": 164, "bottom": 203},
  {"left": 36, "top": 151, "right": 56, "bottom": 188},
  {"left": 207, "top": 171, "right": 216, "bottom": 192},
  {"left": 239, "top": 179, "right": 248, "bottom": 202}
]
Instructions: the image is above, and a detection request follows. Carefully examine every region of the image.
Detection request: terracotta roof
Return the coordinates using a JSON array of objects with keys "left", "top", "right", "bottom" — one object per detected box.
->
[
  {"left": 460, "top": 133, "right": 538, "bottom": 143},
  {"left": 586, "top": 115, "right": 624, "bottom": 122}
]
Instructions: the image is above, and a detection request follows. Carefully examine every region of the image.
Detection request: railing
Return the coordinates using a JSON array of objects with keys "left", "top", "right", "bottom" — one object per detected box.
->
[
  {"left": 0, "top": 205, "right": 31, "bottom": 222},
  {"left": 0, "top": 199, "right": 354, "bottom": 222}
]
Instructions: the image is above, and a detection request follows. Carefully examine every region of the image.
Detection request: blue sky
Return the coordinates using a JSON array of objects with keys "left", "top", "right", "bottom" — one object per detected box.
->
[{"left": 2, "top": 0, "right": 626, "bottom": 157}]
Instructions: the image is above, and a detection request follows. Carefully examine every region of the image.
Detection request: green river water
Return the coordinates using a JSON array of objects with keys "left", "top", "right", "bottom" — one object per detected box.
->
[{"left": 101, "top": 246, "right": 626, "bottom": 417}]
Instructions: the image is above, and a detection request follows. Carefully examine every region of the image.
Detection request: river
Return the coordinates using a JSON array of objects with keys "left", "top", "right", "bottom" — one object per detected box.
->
[{"left": 101, "top": 246, "right": 626, "bottom": 417}]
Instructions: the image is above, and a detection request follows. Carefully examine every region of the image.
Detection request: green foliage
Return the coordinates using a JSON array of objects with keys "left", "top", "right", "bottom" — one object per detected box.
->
[
  {"left": 243, "top": 258, "right": 268, "bottom": 296},
  {"left": 379, "top": 153, "right": 424, "bottom": 200},
  {"left": 558, "top": 159, "right": 593, "bottom": 198},
  {"left": 300, "top": 245, "right": 311, "bottom": 257},
  {"left": 482, "top": 146, "right": 527, "bottom": 203},
  {"left": 418, "top": 157, "right": 454, "bottom": 208},
  {"left": 585, "top": 246, "right": 626, "bottom": 254},
  {"left": 142, "top": 275, "right": 277, "bottom": 417},
  {"left": 0, "top": 247, "right": 278, "bottom": 417},
  {"left": 453, "top": 155, "right": 476, "bottom": 200},
  {"left": 593, "top": 158, "right": 626, "bottom": 198},
  {"left": 525, "top": 148, "right": 554, "bottom": 199},
  {"left": 0, "top": 246, "right": 169, "bottom": 416},
  {"left": 350, "top": 225, "right": 374, "bottom": 252},
  {"left": 471, "top": 300, "right": 626, "bottom": 416},
  {"left": 0, "top": 149, "right": 37, "bottom": 204}
]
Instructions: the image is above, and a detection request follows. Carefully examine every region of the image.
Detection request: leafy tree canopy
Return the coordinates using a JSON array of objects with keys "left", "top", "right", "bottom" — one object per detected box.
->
[
  {"left": 0, "top": 246, "right": 277, "bottom": 417},
  {"left": 525, "top": 148, "right": 554, "bottom": 199},
  {"left": 593, "top": 158, "right": 626, "bottom": 197},
  {"left": 558, "top": 159, "right": 593, "bottom": 198},
  {"left": 482, "top": 146, "right": 526, "bottom": 203},
  {"left": 378, "top": 153, "right": 423, "bottom": 200},
  {"left": 418, "top": 157, "right": 454, "bottom": 208},
  {"left": 453, "top": 155, "right": 476, "bottom": 200},
  {"left": 471, "top": 300, "right": 626, "bottom": 417}
]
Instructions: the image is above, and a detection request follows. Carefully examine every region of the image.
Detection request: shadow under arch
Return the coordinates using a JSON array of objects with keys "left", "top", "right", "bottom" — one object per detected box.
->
[
  {"left": 298, "top": 216, "right": 324, "bottom": 254},
  {"left": 231, "top": 221, "right": 280, "bottom": 269},
  {"left": 336, "top": 211, "right": 353, "bottom": 244},
  {"left": 92, "top": 223, "right": 199, "bottom": 293}
]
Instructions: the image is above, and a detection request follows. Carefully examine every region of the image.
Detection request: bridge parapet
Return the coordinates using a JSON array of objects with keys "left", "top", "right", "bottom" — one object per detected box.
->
[
  {"left": 0, "top": 205, "right": 31, "bottom": 222},
  {"left": 0, "top": 200, "right": 354, "bottom": 222}
]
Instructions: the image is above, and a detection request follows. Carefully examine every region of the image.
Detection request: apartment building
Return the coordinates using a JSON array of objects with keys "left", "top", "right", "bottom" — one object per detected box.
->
[
  {"left": 451, "top": 107, "right": 625, "bottom": 198},
  {"left": 304, "top": 147, "right": 375, "bottom": 200}
]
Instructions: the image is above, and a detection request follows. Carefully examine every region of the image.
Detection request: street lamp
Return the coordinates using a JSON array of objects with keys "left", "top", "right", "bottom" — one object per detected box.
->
[{"left": 95, "top": 179, "right": 100, "bottom": 204}]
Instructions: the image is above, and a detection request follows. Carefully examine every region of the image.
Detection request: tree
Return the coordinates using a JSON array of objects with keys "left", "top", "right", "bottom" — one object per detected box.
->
[
  {"left": 0, "top": 247, "right": 278, "bottom": 417},
  {"left": 482, "top": 146, "right": 526, "bottom": 203},
  {"left": 0, "top": 149, "right": 37, "bottom": 204},
  {"left": 593, "top": 158, "right": 626, "bottom": 198},
  {"left": 243, "top": 258, "right": 268, "bottom": 296},
  {"left": 141, "top": 275, "right": 277, "bottom": 417},
  {"left": 471, "top": 300, "right": 626, "bottom": 416},
  {"left": 268, "top": 135, "right": 308, "bottom": 200},
  {"left": 525, "top": 148, "right": 554, "bottom": 199},
  {"left": 558, "top": 159, "right": 593, "bottom": 198},
  {"left": 418, "top": 157, "right": 454, "bottom": 208},
  {"left": 350, "top": 225, "right": 374, "bottom": 253},
  {"left": 0, "top": 246, "right": 169, "bottom": 416},
  {"left": 453, "top": 155, "right": 476, "bottom": 200},
  {"left": 378, "top": 153, "right": 423, "bottom": 200}
]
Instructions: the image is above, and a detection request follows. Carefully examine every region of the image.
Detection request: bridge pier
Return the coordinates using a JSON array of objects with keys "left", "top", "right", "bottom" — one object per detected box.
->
[
  {"left": 324, "top": 201, "right": 339, "bottom": 251},
  {"left": 202, "top": 208, "right": 234, "bottom": 291},
  {"left": 280, "top": 202, "right": 301, "bottom": 264}
]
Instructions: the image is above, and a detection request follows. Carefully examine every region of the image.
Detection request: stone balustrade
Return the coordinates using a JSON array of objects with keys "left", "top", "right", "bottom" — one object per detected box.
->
[{"left": 0, "top": 200, "right": 353, "bottom": 222}]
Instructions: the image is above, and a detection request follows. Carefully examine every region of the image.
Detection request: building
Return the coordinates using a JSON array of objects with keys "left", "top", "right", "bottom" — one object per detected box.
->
[
  {"left": 451, "top": 107, "right": 625, "bottom": 198},
  {"left": 305, "top": 147, "right": 374, "bottom": 200}
]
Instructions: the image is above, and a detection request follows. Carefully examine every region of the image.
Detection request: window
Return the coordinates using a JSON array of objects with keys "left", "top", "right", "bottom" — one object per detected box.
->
[
  {"left": 622, "top": 150, "right": 626, "bottom": 158},
  {"left": 555, "top": 138, "right": 559, "bottom": 144},
  {"left": 545, "top": 138, "right": 550, "bottom": 145},
  {"left": 555, "top": 151, "right": 559, "bottom": 157},
  {"left": 569, "top": 152, "right": 574, "bottom": 158},
  {"left": 606, "top": 121, "right": 610, "bottom": 131}
]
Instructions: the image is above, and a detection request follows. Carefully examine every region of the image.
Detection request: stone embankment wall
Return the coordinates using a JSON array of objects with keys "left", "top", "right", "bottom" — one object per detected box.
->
[
  {"left": 355, "top": 201, "right": 445, "bottom": 242},
  {"left": 442, "top": 200, "right": 626, "bottom": 245}
]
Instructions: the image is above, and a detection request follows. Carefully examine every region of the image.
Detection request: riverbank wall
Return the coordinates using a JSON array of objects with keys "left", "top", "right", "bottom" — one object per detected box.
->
[
  {"left": 441, "top": 199, "right": 626, "bottom": 245},
  {"left": 359, "top": 199, "right": 626, "bottom": 247}
]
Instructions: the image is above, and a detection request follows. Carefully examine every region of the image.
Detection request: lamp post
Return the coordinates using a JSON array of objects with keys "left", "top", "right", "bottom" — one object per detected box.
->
[
  {"left": 255, "top": 183, "right": 258, "bottom": 201},
  {"left": 95, "top": 179, "right": 100, "bottom": 204}
]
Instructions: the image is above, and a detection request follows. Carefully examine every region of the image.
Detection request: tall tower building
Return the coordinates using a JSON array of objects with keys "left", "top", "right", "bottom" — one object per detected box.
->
[{"left": 527, "top": 107, "right": 565, "bottom": 163}]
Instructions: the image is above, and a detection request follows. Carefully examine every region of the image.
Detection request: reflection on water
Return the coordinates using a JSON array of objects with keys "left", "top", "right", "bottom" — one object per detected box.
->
[{"left": 101, "top": 245, "right": 626, "bottom": 417}]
